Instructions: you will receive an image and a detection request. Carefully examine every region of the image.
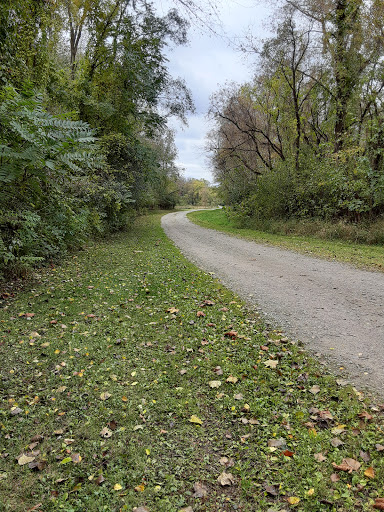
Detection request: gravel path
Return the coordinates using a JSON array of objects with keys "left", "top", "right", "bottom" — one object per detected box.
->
[{"left": 162, "top": 210, "right": 384, "bottom": 398}]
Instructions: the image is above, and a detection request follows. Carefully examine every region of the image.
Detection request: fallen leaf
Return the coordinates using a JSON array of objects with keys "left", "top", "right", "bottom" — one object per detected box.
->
[
  {"left": 224, "top": 330, "right": 237, "bottom": 338},
  {"left": 226, "top": 376, "right": 238, "bottom": 384},
  {"left": 209, "top": 381, "right": 222, "bottom": 388},
  {"left": 166, "top": 307, "right": 179, "bottom": 314},
  {"left": 213, "top": 366, "right": 223, "bottom": 375},
  {"left": 95, "top": 475, "right": 105, "bottom": 485},
  {"left": 268, "top": 439, "right": 286, "bottom": 449},
  {"left": 189, "top": 415, "right": 203, "bottom": 426},
  {"left": 196, "top": 311, "right": 205, "bottom": 317},
  {"left": 113, "top": 483, "right": 123, "bottom": 491},
  {"left": 331, "top": 424, "right": 346, "bottom": 435},
  {"left": 358, "top": 411, "right": 373, "bottom": 421},
  {"left": 283, "top": 450, "right": 294, "bottom": 457},
  {"left": 10, "top": 407, "right": 23, "bottom": 416},
  {"left": 263, "top": 360, "right": 278, "bottom": 369},
  {"left": 178, "top": 507, "right": 193, "bottom": 512},
  {"left": 376, "top": 444, "right": 384, "bottom": 452},
  {"left": 360, "top": 450, "right": 370, "bottom": 463},
  {"left": 71, "top": 453, "right": 82, "bottom": 463},
  {"left": 331, "top": 438, "right": 344, "bottom": 447},
  {"left": 193, "top": 481, "right": 208, "bottom": 497},
  {"left": 100, "top": 392, "right": 111, "bottom": 401},
  {"left": 234, "top": 393, "right": 243, "bottom": 400},
  {"left": 135, "top": 483, "right": 145, "bottom": 492},
  {"left": 17, "top": 454, "right": 36, "bottom": 466},
  {"left": 264, "top": 484, "right": 278, "bottom": 496},
  {"left": 287, "top": 496, "right": 300, "bottom": 505},
  {"left": 332, "top": 458, "right": 361, "bottom": 473},
  {"left": 217, "top": 472, "right": 235, "bottom": 486},
  {"left": 100, "top": 427, "right": 112, "bottom": 438},
  {"left": 309, "top": 385, "right": 320, "bottom": 394},
  {"left": 330, "top": 473, "right": 340, "bottom": 483},
  {"left": 219, "top": 457, "right": 234, "bottom": 467},
  {"left": 133, "top": 507, "right": 150, "bottom": 512},
  {"left": 307, "top": 488, "right": 315, "bottom": 496},
  {"left": 364, "top": 466, "right": 375, "bottom": 479},
  {"left": 373, "top": 498, "right": 384, "bottom": 510},
  {"left": 314, "top": 453, "right": 326, "bottom": 462}
]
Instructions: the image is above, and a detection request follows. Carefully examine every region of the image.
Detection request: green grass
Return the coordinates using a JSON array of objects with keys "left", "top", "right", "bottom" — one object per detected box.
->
[
  {"left": 1, "top": 213, "right": 384, "bottom": 511},
  {"left": 188, "top": 209, "right": 384, "bottom": 272}
]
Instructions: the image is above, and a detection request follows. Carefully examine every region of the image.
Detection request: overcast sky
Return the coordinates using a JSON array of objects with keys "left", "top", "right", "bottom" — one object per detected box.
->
[{"left": 157, "top": 0, "right": 272, "bottom": 182}]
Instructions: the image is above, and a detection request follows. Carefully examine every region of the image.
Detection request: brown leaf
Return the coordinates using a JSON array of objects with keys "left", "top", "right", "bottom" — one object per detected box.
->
[
  {"left": 314, "top": 453, "right": 326, "bottom": 462},
  {"left": 95, "top": 475, "right": 105, "bottom": 485},
  {"left": 196, "top": 311, "right": 205, "bottom": 317},
  {"left": 358, "top": 411, "right": 373, "bottom": 421},
  {"left": 213, "top": 366, "right": 223, "bottom": 375},
  {"left": 283, "top": 450, "right": 294, "bottom": 457},
  {"left": 319, "top": 410, "right": 333, "bottom": 420},
  {"left": 193, "top": 481, "right": 208, "bottom": 498},
  {"left": 28, "top": 460, "right": 47, "bottom": 471},
  {"left": 359, "top": 450, "right": 370, "bottom": 463},
  {"left": 331, "top": 438, "right": 344, "bottom": 448},
  {"left": 332, "top": 458, "right": 360, "bottom": 473},
  {"left": 70, "top": 453, "right": 82, "bottom": 463},
  {"left": 133, "top": 507, "right": 150, "bottom": 512},
  {"left": 108, "top": 420, "right": 117, "bottom": 431},
  {"left": 217, "top": 472, "right": 235, "bottom": 486},
  {"left": 376, "top": 444, "right": 384, "bottom": 452},
  {"left": 234, "top": 393, "right": 243, "bottom": 400},
  {"left": 264, "top": 484, "right": 278, "bottom": 496},
  {"left": 219, "top": 457, "right": 234, "bottom": 467},
  {"left": 224, "top": 330, "right": 237, "bottom": 339},
  {"left": 374, "top": 498, "right": 384, "bottom": 510},
  {"left": 309, "top": 385, "right": 320, "bottom": 394},
  {"left": 330, "top": 473, "right": 340, "bottom": 483}
]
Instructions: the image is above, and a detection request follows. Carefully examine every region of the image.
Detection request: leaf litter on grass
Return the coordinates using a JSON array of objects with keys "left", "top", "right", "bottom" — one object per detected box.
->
[{"left": 1, "top": 213, "right": 384, "bottom": 511}]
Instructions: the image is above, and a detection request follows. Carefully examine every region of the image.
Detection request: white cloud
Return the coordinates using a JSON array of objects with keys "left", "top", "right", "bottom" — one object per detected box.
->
[{"left": 159, "top": 0, "right": 273, "bottom": 182}]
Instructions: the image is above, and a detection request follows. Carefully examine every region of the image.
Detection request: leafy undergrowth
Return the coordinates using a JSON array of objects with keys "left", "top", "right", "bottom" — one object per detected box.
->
[
  {"left": 188, "top": 209, "right": 384, "bottom": 273},
  {"left": 1, "top": 214, "right": 384, "bottom": 512}
]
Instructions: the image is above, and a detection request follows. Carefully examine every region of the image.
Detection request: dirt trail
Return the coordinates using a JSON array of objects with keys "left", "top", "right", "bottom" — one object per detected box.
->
[{"left": 162, "top": 210, "right": 384, "bottom": 398}]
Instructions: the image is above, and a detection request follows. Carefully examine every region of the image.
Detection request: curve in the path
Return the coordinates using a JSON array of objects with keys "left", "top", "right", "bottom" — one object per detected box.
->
[{"left": 162, "top": 210, "right": 384, "bottom": 398}]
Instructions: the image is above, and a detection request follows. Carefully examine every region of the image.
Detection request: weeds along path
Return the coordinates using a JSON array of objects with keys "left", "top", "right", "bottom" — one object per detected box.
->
[{"left": 162, "top": 210, "right": 384, "bottom": 398}]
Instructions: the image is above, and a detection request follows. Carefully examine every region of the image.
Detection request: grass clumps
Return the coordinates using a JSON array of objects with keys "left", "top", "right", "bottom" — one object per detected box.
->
[
  {"left": 188, "top": 209, "right": 384, "bottom": 272},
  {"left": 1, "top": 213, "right": 384, "bottom": 511}
]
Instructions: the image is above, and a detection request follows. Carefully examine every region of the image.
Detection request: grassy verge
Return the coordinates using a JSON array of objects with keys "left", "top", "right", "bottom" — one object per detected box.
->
[
  {"left": 188, "top": 209, "right": 384, "bottom": 272},
  {"left": 1, "top": 213, "right": 384, "bottom": 512}
]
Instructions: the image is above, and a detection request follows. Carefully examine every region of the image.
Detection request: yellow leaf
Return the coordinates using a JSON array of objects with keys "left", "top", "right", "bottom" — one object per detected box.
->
[
  {"left": 145, "top": 449, "right": 151, "bottom": 456},
  {"left": 364, "top": 467, "right": 375, "bottom": 479},
  {"left": 226, "top": 376, "right": 238, "bottom": 384},
  {"left": 100, "top": 392, "right": 111, "bottom": 401},
  {"left": 190, "top": 415, "right": 203, "bottom": 425},
  {"left": 122, "top": 396, "right": 128, "bottom": 402},
  {"left": 287, "top": 496, "right": 300, "bottom": 505},
  {"left": 113, "top": 483, "right": 122, "bottom": 491},
  {"left": 135, "top": 484, "right": 145, "bottom": 492},
  {"left": 307, "top": 488, "right": 315, "bottom": 496}
]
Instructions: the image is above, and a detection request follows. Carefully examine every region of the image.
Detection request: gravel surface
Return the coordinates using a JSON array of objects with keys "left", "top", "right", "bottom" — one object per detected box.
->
[{"left": 162, "top": 210, "right": 384, "bottom": 398}]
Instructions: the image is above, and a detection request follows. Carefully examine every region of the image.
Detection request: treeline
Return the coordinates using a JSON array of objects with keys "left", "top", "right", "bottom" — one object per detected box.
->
[
  {"left": 0, "top": 0, "right": 194, "bottom": 277},
  {"left": 208, "top": 0, "right": 384, "bottom": 234}
]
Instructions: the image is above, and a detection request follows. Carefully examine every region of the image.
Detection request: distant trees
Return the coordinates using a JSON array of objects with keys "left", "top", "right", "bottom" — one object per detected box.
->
[{"left": 208, "top": 0, "right": 384, "bottom": 223}]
